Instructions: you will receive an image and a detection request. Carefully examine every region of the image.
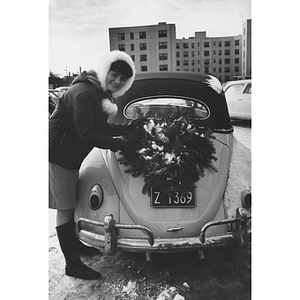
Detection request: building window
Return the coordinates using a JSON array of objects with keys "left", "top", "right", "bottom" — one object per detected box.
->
[
  {"left": 192, "top": 60, "right": 195, "bottom": 66},
  {"left": 118, "top": 33, "right": 125, "bottom": 40},
  {"left": 158, "top": 30, "right": 167, "bottom": 38},
  {"left": 183, "top": 52, "right": 189, "bottom": 57},
  {"left": 219, "top": 50, "right": 222, "bottom": 55},
  {"left": 204, "top": 67, "right": 209, "bottom": 74},
  {"left": 159, "top": 65, "right": 168, "bottom": 71},
  {"left": 176, "top": 43, "right": 180, "bottom": 49},
  {"left": 130, "top": 32, "right": 134, "bottom": 39},
  {"left": 204, "top": 42, "right": 209, "bottom": 48},
  {"left": 235, "top": 58, "right": 239, "bottom": 63},
  {"left": 219, "top": 41, "right": 222, "bottom": 47},
  {"left": 235, "top": 40, "right": 239, "bottom": 46},
  {"left": 225, "top": 41, "right": 230, "bottom": 47},
  {"left": 191, "top": 43, "right": 194, "bottom": 49},
  {"left": 131, "top": 55, "right": 135, "bottom": 62},
  {"left": 225, "top": 67, "right": 230, "bottom": 73},
  {"left": 140, "top": 43, "right": 147, "bottom": 50},
  {"left": 225, "top": 50, "right": 230, "bottom": 55},
  {"left": 219, "top": 59, "right": 222, "bottom": 64},
  {"left": 159, "top": 53, "right": 168, "bottom": 60},
  {"left": 191, "top": 51, "right": 195, "bottom": 57},
  {"left": 235, "top": 49, "right": 239, "bottom": 55},
  {"left": 131, "top": 44, "right": 134, "bottom": 51},
  {"left": 139, "top": 31, "right": 146, "bottom": 39},
  {"left": 141, "top": 66, "right": 148, "bottom": 72},
  {"left": 204, "top": 51, "right": 209, "bottom": 56},
  {"left": 177, "top": 61, "right": 180, "bottom": 66},
  {"left": 225, "top": 75, "right": 231, "bottom": 81},
  {"left": 176, "top": 52, "right": 180, "bottom": 57},
  {"left": 219, "top": 67, "right": 222, "bottom": 72},
  {"left": 140, "top": 54, "right": 147, "bottom": 61},
  {"left": 183, "top": 60, "right": 189, "bottom": 66},
  {"left": 235, "top": 66, "right": 239, "bottom": 72},
  {"left": 204, "top": 59, "right": 209, "bottom": 65},
  {"left": 159, "top": 42, "right": 167, "bottom": 49},
  {"left": 213, "top": 50, "right": 216, "bottom": 55},
  {"left": 213, "top": 41, "right": 216, "bottom": 46},
  {"left": 183, "top": 43, "right": 189, "bottom": 49},
  {"left": 225, "top": 59, "right": 230, "bottom": 64},
  {"left": 118, "top": 44, "right": 125, "bottom": 51}
]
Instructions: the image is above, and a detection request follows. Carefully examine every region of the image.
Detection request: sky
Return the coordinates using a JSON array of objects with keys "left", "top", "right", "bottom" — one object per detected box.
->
[{"left": 49, "top": 0, "right": 251, "bottom": 76}]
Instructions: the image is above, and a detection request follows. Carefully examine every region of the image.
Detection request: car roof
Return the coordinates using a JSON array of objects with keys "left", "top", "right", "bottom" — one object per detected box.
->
[
  {"left": 115, "top": 72, "right": 233, "bottom": 132},
  {"left": 224, "top": 79, "right": 251, "bottom": 86},
  {"left": 135, "top": 72, "right": 211, "bottom": 82}
]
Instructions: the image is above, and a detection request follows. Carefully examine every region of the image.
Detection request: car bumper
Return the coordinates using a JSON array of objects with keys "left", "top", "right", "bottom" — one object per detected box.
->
[{"left": 76, "top": 207, "right": 251, "bottom": 254}]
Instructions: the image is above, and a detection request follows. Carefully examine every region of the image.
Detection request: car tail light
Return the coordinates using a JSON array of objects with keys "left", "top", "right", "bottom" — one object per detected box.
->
[
  {"left": 241, "top": 189, "right": 251, "bottom": 209},
  {"left": 88, "top": 184, "right": 103, "bottom": 210}
]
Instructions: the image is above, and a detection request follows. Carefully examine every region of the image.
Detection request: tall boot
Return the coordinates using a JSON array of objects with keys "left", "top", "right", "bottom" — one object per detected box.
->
[
  {"left": 56, "top": 221, "right": 102, "bottom": 280},
  {"left": 71, "top": 220, "right": 100, "bottom": 255}
]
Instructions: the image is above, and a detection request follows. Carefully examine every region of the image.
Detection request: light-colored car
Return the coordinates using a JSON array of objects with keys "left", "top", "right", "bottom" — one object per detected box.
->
[
  {"left": 74, "top": 72, "right": 251, "bottom": 259},
  {"left": 223, "top": 80, "right": 251, "bottom": 120},
  {"left": 55, "top": 86, "right": 70, "bottom": 94},
  {"left": 49, "top": 89, "right": 61, "bottom": 116}
]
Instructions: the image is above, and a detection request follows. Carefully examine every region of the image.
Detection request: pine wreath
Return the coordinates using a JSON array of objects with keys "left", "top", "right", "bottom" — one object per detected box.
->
[{"left": 118, "top": 110, "right": 217, "bottom": 195}]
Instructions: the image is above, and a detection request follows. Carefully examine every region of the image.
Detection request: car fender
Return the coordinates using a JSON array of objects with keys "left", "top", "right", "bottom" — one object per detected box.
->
[{"left": 74, "top": 148, "right": 120, "bottom": 233}]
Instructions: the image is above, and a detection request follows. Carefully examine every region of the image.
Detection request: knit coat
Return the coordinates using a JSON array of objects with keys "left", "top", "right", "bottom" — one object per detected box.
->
[{"left": 49, "top": 51, "right": 136, "bottom": 170}]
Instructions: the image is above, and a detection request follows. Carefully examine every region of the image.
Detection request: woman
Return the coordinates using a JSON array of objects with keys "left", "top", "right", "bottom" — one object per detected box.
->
[{"left": 49, "top": 50, "right": 140, "bottom": 280}]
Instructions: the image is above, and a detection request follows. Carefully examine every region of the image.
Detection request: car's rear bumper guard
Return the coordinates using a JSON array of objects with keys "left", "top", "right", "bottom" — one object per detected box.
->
[{"left": 76, "top": 208, "right": 251, "bottom": 254}]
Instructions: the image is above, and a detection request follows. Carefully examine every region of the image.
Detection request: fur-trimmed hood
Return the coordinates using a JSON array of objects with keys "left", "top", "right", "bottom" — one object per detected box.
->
[{"left": 95, "top": 50, "right": 136, "bottom": 98}]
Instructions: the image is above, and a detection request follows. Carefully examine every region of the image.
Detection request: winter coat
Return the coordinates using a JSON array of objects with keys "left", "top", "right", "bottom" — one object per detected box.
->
[{"left": 49, "top": 51, "right": 136, "bottom": 170}]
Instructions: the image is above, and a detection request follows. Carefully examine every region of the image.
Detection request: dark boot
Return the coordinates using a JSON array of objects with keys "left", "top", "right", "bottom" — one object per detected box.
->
[
  {"left": 56, "top": 221, "right": 102, "bottom": 280},
  {"left": 72, "top": 221, "right": 100, "bottom": 255}
]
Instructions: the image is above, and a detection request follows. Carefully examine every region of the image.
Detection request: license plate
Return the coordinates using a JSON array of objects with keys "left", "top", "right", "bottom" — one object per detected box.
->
[{"left": 151, "top": 187, "right": 196, "bottom": 208}]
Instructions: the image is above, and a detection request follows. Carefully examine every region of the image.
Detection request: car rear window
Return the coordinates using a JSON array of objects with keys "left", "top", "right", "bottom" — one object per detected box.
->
[{"left": 124, "top": 97, "right": 210, "bottom": 119}]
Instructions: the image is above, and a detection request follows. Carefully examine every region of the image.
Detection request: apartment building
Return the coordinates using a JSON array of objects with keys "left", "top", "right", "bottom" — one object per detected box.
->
[
  {"left": 109, "top": 20, "right": 251, "bottom": 83},
  {"left": 109, "top": 22, "right": 176, "bottom": 72},
  {"left": 242, "top": 19, "right": 251, "bottom": 79}
]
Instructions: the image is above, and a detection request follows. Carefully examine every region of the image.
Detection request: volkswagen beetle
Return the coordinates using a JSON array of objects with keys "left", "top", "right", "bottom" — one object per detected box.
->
[{"left": 74, "top": 72, "right": 251, "bottom": 258}]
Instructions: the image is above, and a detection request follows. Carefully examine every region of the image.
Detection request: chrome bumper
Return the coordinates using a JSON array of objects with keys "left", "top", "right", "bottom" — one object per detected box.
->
[{"left": 76, "top": 208, "right": 251, "bottom": 254}]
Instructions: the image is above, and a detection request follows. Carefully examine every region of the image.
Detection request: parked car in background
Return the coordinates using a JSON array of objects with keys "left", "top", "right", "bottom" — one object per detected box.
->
[
  {"left": 49, "top": 89, "right": 61, "bottom": 116},
  {"left": 223, "top": 79, "right": 251, "bottom": 120},
  {"left": 74, "top": 72, "right": 251, "bottom": 261},
  {"left": 55, "top": 86, "right": 70, "bottom": 94}
]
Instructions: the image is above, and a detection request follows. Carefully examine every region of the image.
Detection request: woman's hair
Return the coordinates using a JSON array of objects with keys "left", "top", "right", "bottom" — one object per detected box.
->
[{"left": 109, "top": 60, "right": 133, "bottom": 79}]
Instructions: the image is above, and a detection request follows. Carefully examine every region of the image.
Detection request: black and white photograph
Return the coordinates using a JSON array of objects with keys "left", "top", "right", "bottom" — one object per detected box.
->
[
  {"left": 48, "top": 0, "right": 252, "bottom": 299},
  {"left": 5, "top": 0, "right": 300, "bottom": 299}
]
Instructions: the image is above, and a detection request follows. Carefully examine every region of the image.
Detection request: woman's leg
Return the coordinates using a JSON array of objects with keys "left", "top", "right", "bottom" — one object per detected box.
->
[
  {"left": 55, "top": 210, "right": 101, "bottom": 279},
  {"left": 56, "top": 209, "right": 74, "bottom": 227}
]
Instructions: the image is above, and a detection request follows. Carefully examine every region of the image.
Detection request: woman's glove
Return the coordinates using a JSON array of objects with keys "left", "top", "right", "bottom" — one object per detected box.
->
[
  {"left": 126, "top": 118, "right": 145, "bottom": 131},
  {"left": 112, "top": 138, "right": 139, "bottom": 156}
]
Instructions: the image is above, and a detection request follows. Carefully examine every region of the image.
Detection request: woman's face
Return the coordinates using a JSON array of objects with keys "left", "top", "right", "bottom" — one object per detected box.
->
[{"left": 106, "top": 71, "right": 127, "bottom": 92}]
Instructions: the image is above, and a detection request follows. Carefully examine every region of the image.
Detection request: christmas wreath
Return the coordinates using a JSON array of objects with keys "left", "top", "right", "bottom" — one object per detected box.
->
[{"left": 118, "top": 110, "right": 217, "bottom": 195}]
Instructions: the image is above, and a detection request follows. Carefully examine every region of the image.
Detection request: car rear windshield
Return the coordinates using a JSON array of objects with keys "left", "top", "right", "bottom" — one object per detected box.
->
[{"left": 124, "top": 97, "right": 210, "bottom": 120}]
